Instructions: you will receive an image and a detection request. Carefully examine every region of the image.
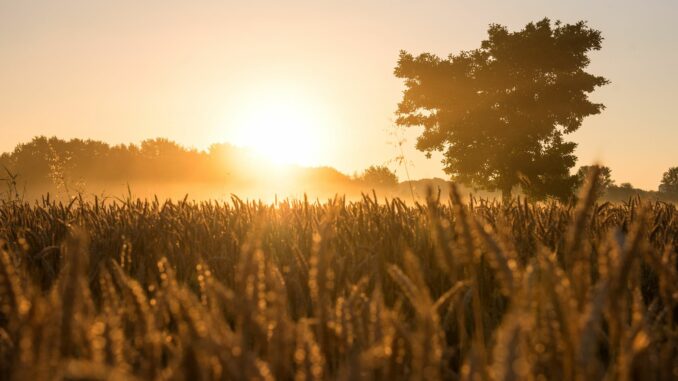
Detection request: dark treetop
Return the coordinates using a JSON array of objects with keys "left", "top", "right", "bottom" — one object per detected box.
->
[{"left": 395, "top": 18, "right": 608, "bottom": 201}]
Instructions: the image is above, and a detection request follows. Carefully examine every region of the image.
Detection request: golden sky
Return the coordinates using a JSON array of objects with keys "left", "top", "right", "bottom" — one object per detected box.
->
[{"left": 1, "top": 0, "right": 676, "bottom": 190}]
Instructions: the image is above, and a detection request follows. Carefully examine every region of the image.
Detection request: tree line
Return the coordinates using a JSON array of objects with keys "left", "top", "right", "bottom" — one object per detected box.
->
[
  {"left": 0, "top": 136, "right": 403, "bottom": 198},
  {"left": 0, "top": 137, "right": 237, "bottom": 186}
]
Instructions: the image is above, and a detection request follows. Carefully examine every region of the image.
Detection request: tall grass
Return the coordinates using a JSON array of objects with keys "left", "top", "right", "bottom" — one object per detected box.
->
[{"left": 0, "top": 184, "right": 675, "bottom": 380}]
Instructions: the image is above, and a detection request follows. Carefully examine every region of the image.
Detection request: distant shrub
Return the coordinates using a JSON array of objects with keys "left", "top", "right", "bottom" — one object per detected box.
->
[
  {"left": 358, "top": 165, "right": 399, "bottom": 188},
  {"left": 575, "top": 165, "right": 614, "bottom": 199},
  {"left": 659, "top": 166, "right": 678, "bottom": 194}
]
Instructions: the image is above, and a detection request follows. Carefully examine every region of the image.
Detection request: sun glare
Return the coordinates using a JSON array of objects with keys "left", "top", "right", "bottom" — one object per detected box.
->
[{"left": 228, "top": 88, "right": 326, "bottom": 167}]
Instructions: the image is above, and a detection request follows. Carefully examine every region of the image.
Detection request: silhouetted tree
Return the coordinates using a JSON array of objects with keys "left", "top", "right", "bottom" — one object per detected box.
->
[
  {"left": 576, "top": 165, "right": 614, "bottom": 188},
  {"left": 359, "top": 165, "right": 399, "bottom": 188},
  {"left": 394, "top": 18, "right": 608, "bottom": 201},
  {"left": 576, "top": 164, "right": 614, "bottom": 199},
  {"left": 659, "top": 167, "right": 678, "bottom": 194}
]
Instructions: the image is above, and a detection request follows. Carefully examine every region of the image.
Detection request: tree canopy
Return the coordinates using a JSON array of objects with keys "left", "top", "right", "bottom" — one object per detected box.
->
[
  {"left": 659, "top": 167, "right": 678, "bottom": 194},
  {"left": 394, "top": 18, "right": 608, "bottom": 201}
]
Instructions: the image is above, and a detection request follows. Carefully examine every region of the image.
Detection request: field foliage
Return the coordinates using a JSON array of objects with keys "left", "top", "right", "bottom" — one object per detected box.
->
[{"left": 0, "top": 179, "right": 676, "bottom": 380}]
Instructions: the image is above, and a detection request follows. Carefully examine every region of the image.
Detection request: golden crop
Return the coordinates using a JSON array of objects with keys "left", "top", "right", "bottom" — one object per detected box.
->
[{"left": 0, "top": 183, "right": 676, "bottom": 380}]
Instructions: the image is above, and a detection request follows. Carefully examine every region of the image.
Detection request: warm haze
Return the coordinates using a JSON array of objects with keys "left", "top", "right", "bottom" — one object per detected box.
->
[
  {"left": 1, "top": 0, "right": 677, "bottom": 190},
  {"left": 2, "top": 2, "right": 678, "bottom": 381}
]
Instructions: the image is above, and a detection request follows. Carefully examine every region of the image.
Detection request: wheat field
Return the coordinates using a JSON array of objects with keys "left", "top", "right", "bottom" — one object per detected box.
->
[{"left": 0, "top": 180, "right": 676, "bottom": 380}]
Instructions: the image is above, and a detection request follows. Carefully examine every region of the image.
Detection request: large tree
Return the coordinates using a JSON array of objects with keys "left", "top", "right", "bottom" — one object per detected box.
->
[{"left": 394, "top": 18, "right": 608, "bottom": 201}]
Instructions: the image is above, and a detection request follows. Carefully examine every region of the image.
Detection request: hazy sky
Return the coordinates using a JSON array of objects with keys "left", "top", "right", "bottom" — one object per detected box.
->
[{"left": 1, "top": 0, "right": 676, "bottom": 189}]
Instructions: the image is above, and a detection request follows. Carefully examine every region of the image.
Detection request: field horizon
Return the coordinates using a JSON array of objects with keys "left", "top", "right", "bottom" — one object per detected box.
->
[{"left": 2, "top": 136, "right": 676, "bottom": 206}]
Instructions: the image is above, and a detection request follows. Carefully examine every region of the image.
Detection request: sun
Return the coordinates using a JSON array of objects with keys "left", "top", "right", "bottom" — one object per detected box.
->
[{"left": 228, "top": 87, "right": 326, "bottom": 167}]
